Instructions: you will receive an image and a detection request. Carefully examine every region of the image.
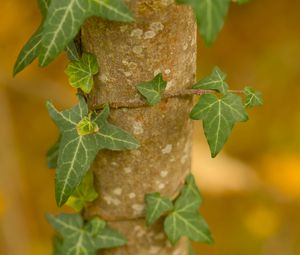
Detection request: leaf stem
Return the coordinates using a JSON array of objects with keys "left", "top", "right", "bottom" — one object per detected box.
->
[{"left": 91, "top": 88, "right": 244, "bottom": 110}]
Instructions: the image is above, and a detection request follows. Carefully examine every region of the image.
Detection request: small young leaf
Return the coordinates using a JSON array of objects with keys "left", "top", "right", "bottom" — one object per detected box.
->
[
  {"left": 244, "top": 86, "right": 263, "bottom": 108},
  {"left": 164, "top": 174, "right": 213, "bottom": 245},
  {"left": 192, "top": 66, "right": 228, "bottom": 94},
  {"left": 136, "top": 73, "right": 167, "bottom": 106},
  {"left": 190, "top": 93, "right": 248, "bottom": 157},
  {"left": 145, "top": 193, "right": 173, "bottom": 225},
  {"left": 47, "top": 96, "right": 139, "bottom": 206},
  {"left": 176, "top": 0, "right": 230, "bottom": 46},
  {"left": 65, "top": 53, "right": 99, "bottom": 94},
  {"left": 39, "top": 0, "right": 133, "bottom": 67},
  {"left": 47, "top": 214, "right": 126, "bottom": 255},
  {"left": 47, "top": 135, "right": 61, "bottom": 169},
  {"left": 66, "top": 171, "right": 98, "bottom": 212}
]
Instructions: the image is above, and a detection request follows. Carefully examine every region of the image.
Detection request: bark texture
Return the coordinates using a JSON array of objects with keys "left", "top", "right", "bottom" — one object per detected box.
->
[{"left": 82, "top": 1, "right": 197, "bottom": 254}]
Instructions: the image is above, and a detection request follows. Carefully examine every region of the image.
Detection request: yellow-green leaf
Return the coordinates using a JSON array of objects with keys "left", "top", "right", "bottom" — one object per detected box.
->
[{"left": 65, "top": 53, "right": 99, "bottom": 94}]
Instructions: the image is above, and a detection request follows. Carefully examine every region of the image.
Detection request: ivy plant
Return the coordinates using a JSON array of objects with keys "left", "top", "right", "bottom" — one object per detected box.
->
[
  {"left": 138, "top": 66, "right": 262, "bottom": 158},
  {"left": 47, "top": 213, "right": 127, "bottom": 255},
  {"left": 145, "top": 174, "right": 213, "bottom": 245},
  {"left": 12, "top": 0, "right": 262, "bottom": 253},
  {"left": 47, "top": 95, "right": 139, "bottom": 206}
]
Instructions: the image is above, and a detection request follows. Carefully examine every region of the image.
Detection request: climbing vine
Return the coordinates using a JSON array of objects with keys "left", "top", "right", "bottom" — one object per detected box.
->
[{"left": 13, "top": 0, "right": 262, "bottom": 254}]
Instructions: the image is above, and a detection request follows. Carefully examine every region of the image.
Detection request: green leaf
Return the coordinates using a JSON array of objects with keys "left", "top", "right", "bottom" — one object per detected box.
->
[
  {"left": 94, "top": 227, "right": 127, "bottom": 249},
  {"left": 47, "top": 96, "right": 139, "bottom": 206},
  {"left": 13, "top": 26, "right": 43, "bottom": 76},
  {"left": 53, "top": 235, "right": 64, "bottom": 255},
  {"left": 13, "top": 0, "right": 49, "bottom": 76},
  {"left": 192, "top": 66, "right": 228, "bottom": 94},
  {"left": 13, "top": 0, "right": 79, "bottom": 75},
  {"left": 37, "top": 0, "right": 49, "bottom": 18},
  {"left": 66, "top": 171, "right": 98, "bottom": 212},
  {"left": 244, "top": 86, "right": 263, "bottom": 108},
  {"left": 93, "top": 105, "right": 140, "bottom": 151},
  {"left": 173, "top": 175, "right": 202, "bottom": 212},
  {"left": 48, "top": 214, "right": 126, "bottom": 255},
  {"left": 145, "top": 193, "right": 173, "bottom": 225},
  {"left": 190, "top": 93, "right": 248, "bottom": 157},
  {"left": 39, "top": 0, "right": 133, "bottom": 67},
  {"left": 165, "top": 212, "right": 213, "bottom": 245},
  {"left": 47, "top": 135, "right": 61, "bottom": 169},
  {"left": 164, "top": 174, "right": 213, "bottom": 245},
  {"left": 176, "top": 0, "right": 230, "bottom": 46},
  {"left": 65, "top": 53, "right": 99, "bottom": 94},
  {"left": 65, "top": 40, "right": 80, "bottom": 61},
  {"left": 136, "top": 73, "right": 167, "bottom": 106}
]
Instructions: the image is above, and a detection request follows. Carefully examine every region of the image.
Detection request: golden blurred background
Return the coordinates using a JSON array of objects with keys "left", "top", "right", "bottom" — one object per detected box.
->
[{"left": 1, "top": 0, "right": 300, "bottom": 254}]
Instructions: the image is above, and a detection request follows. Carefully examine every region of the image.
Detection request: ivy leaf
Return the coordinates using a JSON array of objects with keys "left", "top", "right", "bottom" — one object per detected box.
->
[
  {"left": 93, "top": 106, "right": 140, "bottom": 151},
  {"left": 13, "top": 0, "right": 79, "bottom": 75},
  {"left": 47, "top": 96, "right": 139, "bottom": 206},
  {"left": 165, "top": 212, "right": 213, "bottom": 245},
  {"left": 39, "top": 0, "right": 133, "bottom": 67},
  {"left": 37, "top": 0, "right": 49, "bottom": 18},
  {"left": 65, "top": 53, "right": 99, "bottom": 94},
  {"left": 176, "top": 0, "right": 230, "bottom": 46},
  {"left": 53, "top": 235, "right": 64, "bottom": 255},
  {"left": 94, "top": 227, "right": 128, "bottom": 249},
  {"left": 173, "top": 175, "right": 202, "bottom": 212},
  {"left": 13, "top": 24, "right": 45, "bottom": 76},
  {"left": 48, "top": 214, "right": 126, "bottom": 255},
  {"left": 66, "top": 171, "right": 98, "bottom": 212},
  {"left": 164, "top": 175, "right": 213, "bottom": 245},
  {"left": 136, "top": 74, "right": 167, "bottom": 106},
  {"left": 13, "top": 0, "right": 48, "bottom": 76},
  {"left": 192, "top": 66, "right": 228, "bottom": 94},
  {"left": 47, "top": 135, "right": 61, "bottom": 169},
  {"left": 244, "top": 86, "right": 263, "bottom": 108},
  {"left": 190, "top": 93, "right": 248, "bottom": 157},
  {"left": 65, "top": 40, "right": 80, "bottom": 61},
  {"left": 145, "top": 193, "right": 173, "bottom": 226}
]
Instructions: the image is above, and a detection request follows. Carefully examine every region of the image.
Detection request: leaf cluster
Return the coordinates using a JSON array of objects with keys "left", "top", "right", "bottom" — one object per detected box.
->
[
  {"left": 145, "top": 174, "right": 213, "bottom": 245},
  {"left": 14, "top": 0, "right": 133, "bottom": 75},
  {"left": 48, "top": 213, "right": 127, "bottom": 255},
  {"left": 190, "top": 66, "right": 262, "bottom": 157},
  {"left": 47, "top": 95, "right": 139, "bottom": 207}
]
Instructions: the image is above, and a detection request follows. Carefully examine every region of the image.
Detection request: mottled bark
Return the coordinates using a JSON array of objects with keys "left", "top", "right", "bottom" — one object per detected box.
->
[{"left": 82, "top": 1, "right": 196, "bottom": 254}]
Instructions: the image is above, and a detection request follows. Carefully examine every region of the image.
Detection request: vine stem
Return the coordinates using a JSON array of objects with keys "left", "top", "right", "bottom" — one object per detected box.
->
[{"left": 92, "top": 88, "right": 244, "bottom": 109}]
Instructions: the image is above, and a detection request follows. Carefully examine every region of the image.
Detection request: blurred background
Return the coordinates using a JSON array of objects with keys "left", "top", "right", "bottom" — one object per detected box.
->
[{"left": 1, "top": 0, "right": 300, "bottom": 254}]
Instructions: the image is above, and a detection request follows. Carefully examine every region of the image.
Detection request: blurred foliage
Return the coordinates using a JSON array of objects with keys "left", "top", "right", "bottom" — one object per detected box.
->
[{"left": 1, "top": 0, "right": 300, "bottom": 255}]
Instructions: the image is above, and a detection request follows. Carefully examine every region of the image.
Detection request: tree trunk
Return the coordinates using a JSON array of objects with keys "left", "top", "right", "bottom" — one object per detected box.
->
[{"left": 81, "top": 1, "right": 197, "bottom": 254}]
